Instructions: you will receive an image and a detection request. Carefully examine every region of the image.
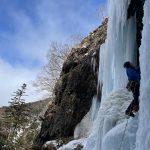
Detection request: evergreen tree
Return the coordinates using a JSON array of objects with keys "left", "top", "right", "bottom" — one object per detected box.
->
[
  {"left": 4, "top": 83, "right": 30, "bottom": 150},
  {"left": 6, "top": 83, "right": 29, "bottom": 129}
]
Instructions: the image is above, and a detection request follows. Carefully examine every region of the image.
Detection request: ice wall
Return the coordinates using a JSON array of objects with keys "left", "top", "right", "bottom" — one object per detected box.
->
[{"left": 136, "top": 1, "right": 150, "bottom": 149}]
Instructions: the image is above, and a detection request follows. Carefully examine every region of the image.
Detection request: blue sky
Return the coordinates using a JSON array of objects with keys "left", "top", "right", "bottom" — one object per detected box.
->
[{"left": 0, "top": 0, "right": 107, "bottom": 106}]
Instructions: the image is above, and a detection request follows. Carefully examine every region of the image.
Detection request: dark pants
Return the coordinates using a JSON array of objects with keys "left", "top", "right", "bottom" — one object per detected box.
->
[{"left": 126, "top": 81, "right": 140, "bottom": 113}]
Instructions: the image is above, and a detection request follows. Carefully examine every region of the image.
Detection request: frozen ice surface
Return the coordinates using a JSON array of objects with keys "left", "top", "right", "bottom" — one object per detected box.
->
[
  {"left": 102, "top": 115, "right": 138, "bottom": 150},
  {"left": 83, "top": 89, "right": 133, "bottom": 150},
  {"left": 136, "top": 1, "right": 150, "bottom": 150}
]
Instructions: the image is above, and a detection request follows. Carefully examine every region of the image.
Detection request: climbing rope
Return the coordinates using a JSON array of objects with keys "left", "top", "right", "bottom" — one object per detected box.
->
[
  {"left": 119, "top": 80, "right": 139, "bottom": 150},
  {"left": 119, "top": 95, "right": 132, "bottom": 150},
  {"left": 118, "top": 119, "right": 129, "bottom": 150}
]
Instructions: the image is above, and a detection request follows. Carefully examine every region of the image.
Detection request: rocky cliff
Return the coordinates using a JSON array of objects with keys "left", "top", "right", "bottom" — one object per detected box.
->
[{"left": 33, "top": 19, "right": 108, "bottom": 150}]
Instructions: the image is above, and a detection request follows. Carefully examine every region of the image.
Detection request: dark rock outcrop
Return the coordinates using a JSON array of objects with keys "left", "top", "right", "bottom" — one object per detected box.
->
[{"left": 32, "top": 19, "right": 107, "bottom": 150}]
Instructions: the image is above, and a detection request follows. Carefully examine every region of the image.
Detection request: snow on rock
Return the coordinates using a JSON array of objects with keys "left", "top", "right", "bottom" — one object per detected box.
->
[
  {"left": 42, "top": 140, "right": 62, "bottom": 149},
  {"left": 102, "top": 115, "right": 138, "bottom": 150},
  {"left": 58, "top": 139, "right": 85, "bottom": 150}
]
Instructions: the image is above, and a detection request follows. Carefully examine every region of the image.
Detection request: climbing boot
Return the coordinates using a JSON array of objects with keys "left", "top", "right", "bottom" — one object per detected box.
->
[{"left": 125, "top": 110, "right": 135, "bottom": 117}]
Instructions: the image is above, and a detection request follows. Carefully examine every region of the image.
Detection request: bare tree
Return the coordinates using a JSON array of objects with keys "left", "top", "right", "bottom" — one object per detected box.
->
[{"left": 33, "top": 42, "right": 71, "bottom": 96}]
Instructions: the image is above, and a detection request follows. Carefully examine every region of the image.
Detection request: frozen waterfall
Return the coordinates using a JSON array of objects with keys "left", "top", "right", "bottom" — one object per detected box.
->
[{"left": 83, "top": 0, "right": 138, "bottom": 149}]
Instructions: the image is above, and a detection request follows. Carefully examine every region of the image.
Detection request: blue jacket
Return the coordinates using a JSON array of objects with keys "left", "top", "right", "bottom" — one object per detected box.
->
[{"left": 126, "top": 67, "right": 140, "bottom": 83}]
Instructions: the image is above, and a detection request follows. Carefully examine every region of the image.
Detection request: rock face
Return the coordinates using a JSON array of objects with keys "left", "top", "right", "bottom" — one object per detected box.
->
[{"left": 33, "top": 19, "right": 108, "bottom": 150}]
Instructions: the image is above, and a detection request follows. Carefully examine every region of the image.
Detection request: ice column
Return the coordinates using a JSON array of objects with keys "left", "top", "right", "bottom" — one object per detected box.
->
[{"left": 136, "top": 1, "right": 150, "bottom": 150}]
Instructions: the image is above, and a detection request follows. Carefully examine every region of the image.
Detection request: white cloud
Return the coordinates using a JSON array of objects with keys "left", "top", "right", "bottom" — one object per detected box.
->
[{"left": 0, "top": 58, "right": 44, "bottom": 106}]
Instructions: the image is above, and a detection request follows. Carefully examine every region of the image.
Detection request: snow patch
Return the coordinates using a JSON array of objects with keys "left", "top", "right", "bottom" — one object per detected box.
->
[{"left": 58, "top": 139, "right": 85, "bottom": 150}]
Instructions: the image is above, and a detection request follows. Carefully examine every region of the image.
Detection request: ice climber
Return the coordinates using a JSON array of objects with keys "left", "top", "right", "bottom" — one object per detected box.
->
[{"left": 123, "top": 61, "right": 140, "bottom": 117}]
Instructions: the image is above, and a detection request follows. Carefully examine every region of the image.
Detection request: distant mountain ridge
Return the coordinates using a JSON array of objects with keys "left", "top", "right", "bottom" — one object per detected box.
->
[{"left": 0, "top": 98, "right": 50, "bottom": 118}]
